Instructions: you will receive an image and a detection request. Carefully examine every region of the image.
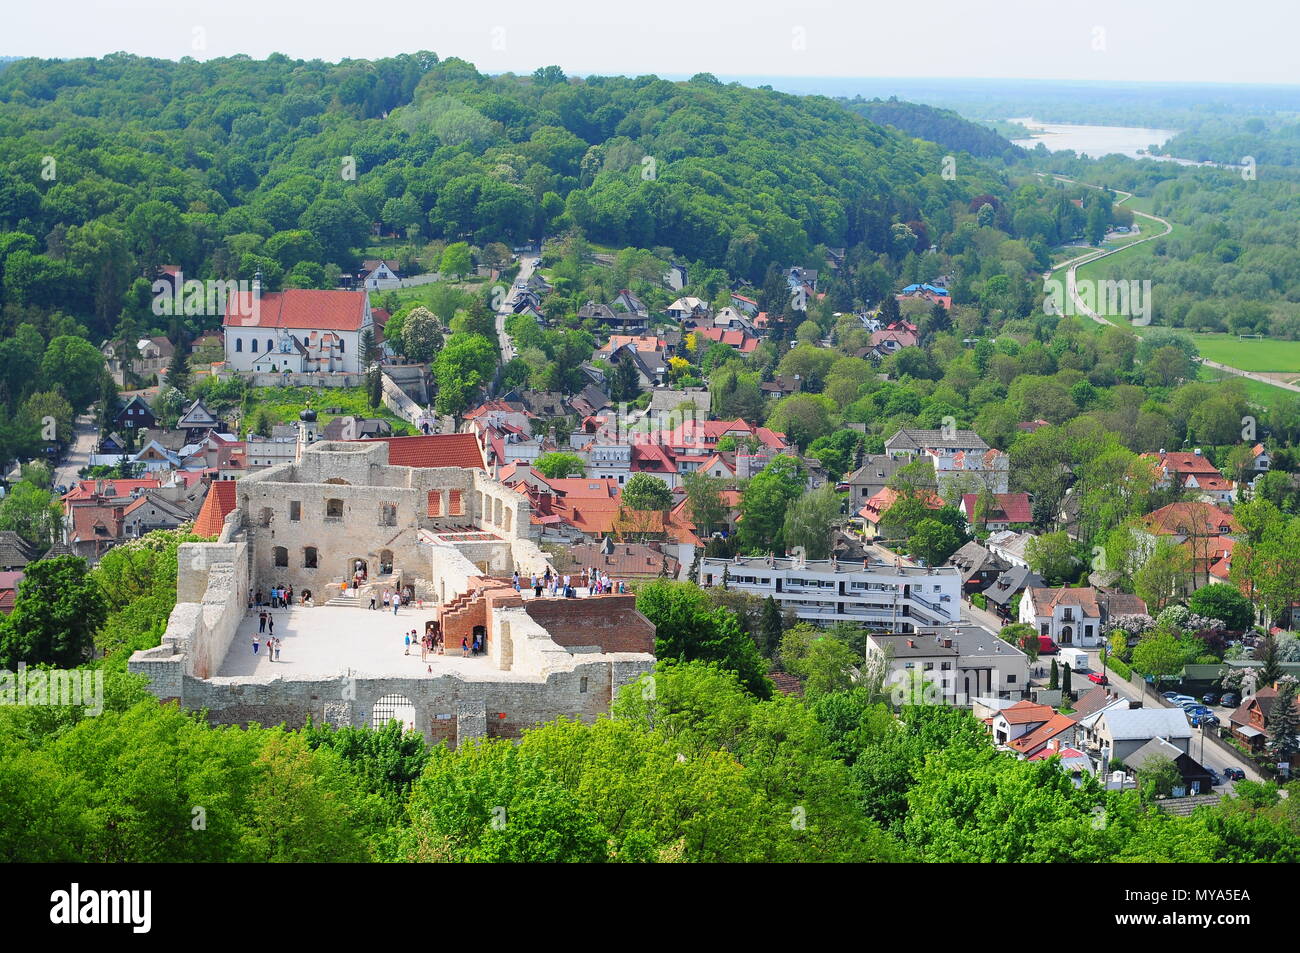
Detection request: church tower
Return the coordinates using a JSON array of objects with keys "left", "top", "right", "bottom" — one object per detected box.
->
[{"left": 296, "top": 407, "right": 318, "bottom": 460}]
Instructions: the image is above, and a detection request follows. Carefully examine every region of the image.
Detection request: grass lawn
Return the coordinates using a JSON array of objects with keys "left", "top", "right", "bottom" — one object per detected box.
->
[
  {"left": 1196, "top": 365, "right": 1285, "bottom": 411},
  {"left": 244, "top": 386, "right": 417, "bottom": 434},
  {"left": 1184, "top": 333, "right": 1300, "bottom": 374}
]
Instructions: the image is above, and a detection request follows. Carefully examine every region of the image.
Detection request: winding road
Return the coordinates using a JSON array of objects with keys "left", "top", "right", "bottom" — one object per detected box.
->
[{"left": 1038, "top": 174, "right": 1172, "bottom": 328}]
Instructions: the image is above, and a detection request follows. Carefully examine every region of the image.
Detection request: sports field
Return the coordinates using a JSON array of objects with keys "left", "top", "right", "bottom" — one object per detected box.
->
[{"left": 1187, "top": 333, "right": 1300, "bottom": 374}]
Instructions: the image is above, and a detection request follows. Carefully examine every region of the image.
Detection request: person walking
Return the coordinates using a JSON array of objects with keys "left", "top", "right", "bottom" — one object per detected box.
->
[
  {"left": 461, "top": 637, "right": 469, "bottom": 657},
  {"left": 259, "top": 610, "right": 267, "bottom": 634},
  {"left": 512, "top": 570, "right": 520, "bottom": 592},
  {"left": 267, "top": 614, "right": 275, "bottom": 637},
  {"left": 369, "top": 593, "right": 376, "bottom": 610},
  {"left": 393, "top": 590, "right": 401, "bottom": 615},
  {"left": 252, "top": 635, "right": 260, "bottom": 655},
  {"left": 383, "top": 589, "right": 390, "bottom": 610},
  {"left": 404, "top": 632, "right": 411, "bottom": 655}
]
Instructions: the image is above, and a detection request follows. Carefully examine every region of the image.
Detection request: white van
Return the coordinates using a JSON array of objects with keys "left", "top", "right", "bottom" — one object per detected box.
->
[{"left": 1059, "top": 648, "right": 1089, "bottom": 672}]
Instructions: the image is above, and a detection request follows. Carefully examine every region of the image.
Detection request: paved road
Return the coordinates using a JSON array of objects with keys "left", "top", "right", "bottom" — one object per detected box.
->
[
  {"left": 1198, "top": 357, "right": 1300, "bottom": 394},
  {"left": 960, "top": 598, "right": 1007, "bottom": 637},
  {"left": 1037, "top": 174, "right": 1172, "bottom": 329},
  {"left": 495, "top": 254, "right": 539, "bottom": 365},
  {"left": 53, "top": 412, "right": 98, "bottom": 489}
]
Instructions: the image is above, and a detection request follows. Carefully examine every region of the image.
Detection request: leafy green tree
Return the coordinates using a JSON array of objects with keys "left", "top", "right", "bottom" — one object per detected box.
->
[
  {"left": 737, "top": 455, "right": 804, "bottom": 552},
  {"left": 622, "top": 473, "right": 672, "bottom": 512},
  {"left": 39, "top": 336, "right": 104, "bottom": 412},
  {"left": 535, "top": 452, "right": 585, "bottom": 479},
  {"left": 759, "top": 596, "right": 784, "bottom": 658},
  {"left": 682, "top": 470, "right": 727, "bottom": 537},
  {"left": 0, "top": 483, "right": 64, "bottom": 550},
  {"left": 0, "top": 556, "right": 107, "bottom": 668},
  {"left": 909, "top": 518, "right": 962, "bottom": 566},
  {"left": 1024, "top": 530, "right": 1079, "bottom": 586},
  {"left": 439, "top": 242, "right": 472, "bottom": 278},
  {"left": 782, "top": 483, "right": 841, "bottom": 560},
  {"left": 635, "top": 581, "right": 772, "bottom": 698},
  {"left": 1131, "top": 631, "right": 1188, "bottom": 681},
  {"left": 1134, "top": 537, "right": 1192, "bottom": 613},
  {"left": 1000, "top": 623, "right": 1039, "bottom": 662},
  {"left": 400, "top": 307, "right": 443, "bottom": 364},
  {"left": 779, "top": 623, "right": 858, "bottom": 698},
  {"left": 432, "top": 334, "right": 497, "bottom": 418},
  {"left": 1187, "top": 583, "right": 1253, "bottom": 632}
]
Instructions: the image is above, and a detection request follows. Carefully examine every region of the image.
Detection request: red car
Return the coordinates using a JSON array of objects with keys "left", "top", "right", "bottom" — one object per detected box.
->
[{"left": 1087, "top": 672, "right": 1109, "bottom": 685}]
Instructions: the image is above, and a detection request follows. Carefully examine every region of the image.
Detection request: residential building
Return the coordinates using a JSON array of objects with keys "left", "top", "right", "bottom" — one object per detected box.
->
[
  {"left": 959, "top": 492, "right": 1032, "bottom": 531},
  {"left": 698, "top": 553, "right": 961, "bottom": 631},
  {"left": 868, "top": 627, "right": 1028, "bottom": 703},
  {"left": 981, "top": 564, "right": 1046, "bottom": 621},
  {"left": 947, "top": 540, "right": 1010, "bottom": 594},
  {"left": 986, "top": 530, "right": 1035, "bottom": 569},
  {"left": 1018, "top": 585, "right": 1148, "bottom": 648},
  {"left": 1140, "top": 449, "right": 1236, "bottom": 503},
  {"left": 840, "top": 454, "right": 930, "bottom": 505},
  {"left": 111, "top": 394, "right": 157, "bottom": 433},
  {"left": 857, "top": 486, "right": 944, "bottom": 539},
  {"left": 1089, "top": 707, "right": 1193, "bottom": 768},
  {"left": 1228, "top": 685, "right": 1300, "bottom": 764}
]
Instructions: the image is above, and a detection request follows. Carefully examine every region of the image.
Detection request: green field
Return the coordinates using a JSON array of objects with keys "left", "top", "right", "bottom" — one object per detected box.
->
[
  {"left": 1196, "top": 364, "right": 1286, "bottom": 410},
  {"left": 1185, "top": 333, "right": 1300, "bottom": 374}
]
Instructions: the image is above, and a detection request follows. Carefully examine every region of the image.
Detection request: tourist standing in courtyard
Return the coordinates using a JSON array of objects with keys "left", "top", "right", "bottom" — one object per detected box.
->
[
  {"left": 252, "top": 634, "right": 259, "bottom": 655},
  {"left": 259, "top": 610, "right": 267, "bottom": 634},
  {"left": 393, "top": 590, "right": 401, "bottom": 614},
  {"left": 273, "top": 638, "right": 282, "bottom": 662}
]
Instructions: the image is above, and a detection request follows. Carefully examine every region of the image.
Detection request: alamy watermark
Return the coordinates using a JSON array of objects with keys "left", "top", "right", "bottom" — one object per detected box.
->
[
  {"left": 1043, "top": 276, "right": 1152, "bottom": 326},
  {"left": 152, "top": 269, "right": 260, "bottom": 320},
  {"left": 0, "top": 662, "right": 104, "bottom": 716}
]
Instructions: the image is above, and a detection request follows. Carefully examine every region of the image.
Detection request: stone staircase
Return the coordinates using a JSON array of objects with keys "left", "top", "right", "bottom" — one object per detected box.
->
[{"left": 326, "top": 585, "right": 367, "bottom": 608}]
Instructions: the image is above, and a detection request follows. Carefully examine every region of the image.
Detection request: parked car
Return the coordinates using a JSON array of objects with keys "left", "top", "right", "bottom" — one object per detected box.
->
[
  {"left": 1223, "top": 767, "right": 1246, "bottom": 781},
  {"left": 1183, "top": 703, "right": 1212, "bottom": 715},
  {"left": 1087, "top": 672, "right": 1109, "bottom": 685},
  {"left": 1202, "top": 692, "right": 1220, "bottom": 705},
  {"left": 1206, "top": 767, "right": 1223, "bottom": 786},
  {"left": 1170, "top": 695, "right": 1197, "bottom": 706},
  {"left": 1161, "top": 691, "right": 1181, "bottom": 701},
  {"left": 1191, "top": 713, "right": 1219, "bottom": 728},
  {"left": 1220, "top": 693, "right": 1239, "bottom": 708}
]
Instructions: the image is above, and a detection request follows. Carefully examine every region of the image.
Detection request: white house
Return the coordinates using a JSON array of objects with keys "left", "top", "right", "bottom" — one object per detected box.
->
[{"left": 1018, "top": 585, "right": 1148, "bottom": 648}]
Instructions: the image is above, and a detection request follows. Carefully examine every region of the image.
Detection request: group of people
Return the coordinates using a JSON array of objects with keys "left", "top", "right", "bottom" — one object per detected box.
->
[
  {"left": 251, "top": 633, "right": 282, "bottom": 661},
  {"left": 403, "top": 622, "right": 484, "bottom": 662},
  {"left": 368, "top": 586, "right": 421, "bottom": 613},
  {"left": 511, "top": 567, "right": 625, "bottom": 598},
  {"left": 252, "top": 586, "right": 300, "bottom": 608}
]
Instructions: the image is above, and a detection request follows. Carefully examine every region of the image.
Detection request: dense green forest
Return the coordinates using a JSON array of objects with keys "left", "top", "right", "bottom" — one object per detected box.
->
[{"left": 843, "top": 97, "right": 1024, "bottom": 161}]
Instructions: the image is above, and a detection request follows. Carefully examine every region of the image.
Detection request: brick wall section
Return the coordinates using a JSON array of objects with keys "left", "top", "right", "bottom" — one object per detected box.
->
[
  {"left": 438, "top": 582, "right": 525, "bottom": 652},
  {"left": 523, "top": 595, "right": 656, "bottom": 654}
]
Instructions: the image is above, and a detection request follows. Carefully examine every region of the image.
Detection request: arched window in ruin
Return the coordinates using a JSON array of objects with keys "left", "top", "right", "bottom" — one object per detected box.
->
[
  {"left": 257, "top": 506, "right": 273, "bottom": 527},
  {"left": 379, "top": 549, "right": 393, "bottom": 575},
  {"left": 503, "top": 507, "right": 512, "bottom": 533},
  {"left": 273, "top": 546, "right": 288, "bottom": 567},
  {"left": 326, "top": 498, "right": 344, "bottom": 519},
  {"left": 371, "top": 694, "right": 417, "bottom": 731},
  {"left": 304, "top": 546, "right": 318, "bottom": 569}
]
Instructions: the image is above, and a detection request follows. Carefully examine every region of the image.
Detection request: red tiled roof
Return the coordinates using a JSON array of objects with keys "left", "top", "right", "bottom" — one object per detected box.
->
[
  {"left": 1010, "top": 713, "right": 1077, "bottom": 754},
  {"left": 961, "top": 492, "right": 1032, "bottom": 524},
  {"left": 223, "top": 289, "right": 368, "bottom": 332},
  {"left": 364, "top": 434, "right": 485, "bottom": 470},
  {"left": 1140, "top": 451, "right": 1225, "bottom": 477},
  {"left": 62, "top": 478, "right": 162, "bottom": 502},
  {"left": 696, "top": 327, "right": 759, "bottom": 354},
  {"left": 997, "top": 700, "right": 1056, "bottom": 726},
  {"left": 1142, "top": 502, "right": 1241, "bottom": 537},
  {"left": 193, "top": 480, "right": 238, "bottom": 537}
]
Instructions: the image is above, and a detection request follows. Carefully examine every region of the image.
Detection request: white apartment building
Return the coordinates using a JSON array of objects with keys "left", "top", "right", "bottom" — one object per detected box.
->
[
  {"left": 697, "top": 554, "right": 961, "bottom": 630},
  {"left": 868, "top": 629, "right": 1030, "bottom": 703}
]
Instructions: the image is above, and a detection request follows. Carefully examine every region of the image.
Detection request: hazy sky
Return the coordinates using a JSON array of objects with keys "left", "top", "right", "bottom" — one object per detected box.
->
[{"left": 6, "top": 0, "right": 1300, "bottom": 85}]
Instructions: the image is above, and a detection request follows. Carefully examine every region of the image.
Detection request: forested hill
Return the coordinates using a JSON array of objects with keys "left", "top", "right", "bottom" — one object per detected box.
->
[
  {"left": 0, "top": 53, "right": 1013, "bottom": 337},
  {"left": 842, "top": 97, "right": 1024, "bottom": 161}
]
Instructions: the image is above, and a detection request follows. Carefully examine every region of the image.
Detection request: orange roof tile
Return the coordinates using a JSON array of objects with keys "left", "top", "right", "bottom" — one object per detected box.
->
[{"left": 193, "top": 481, "right": 238, "bottom": 537}]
